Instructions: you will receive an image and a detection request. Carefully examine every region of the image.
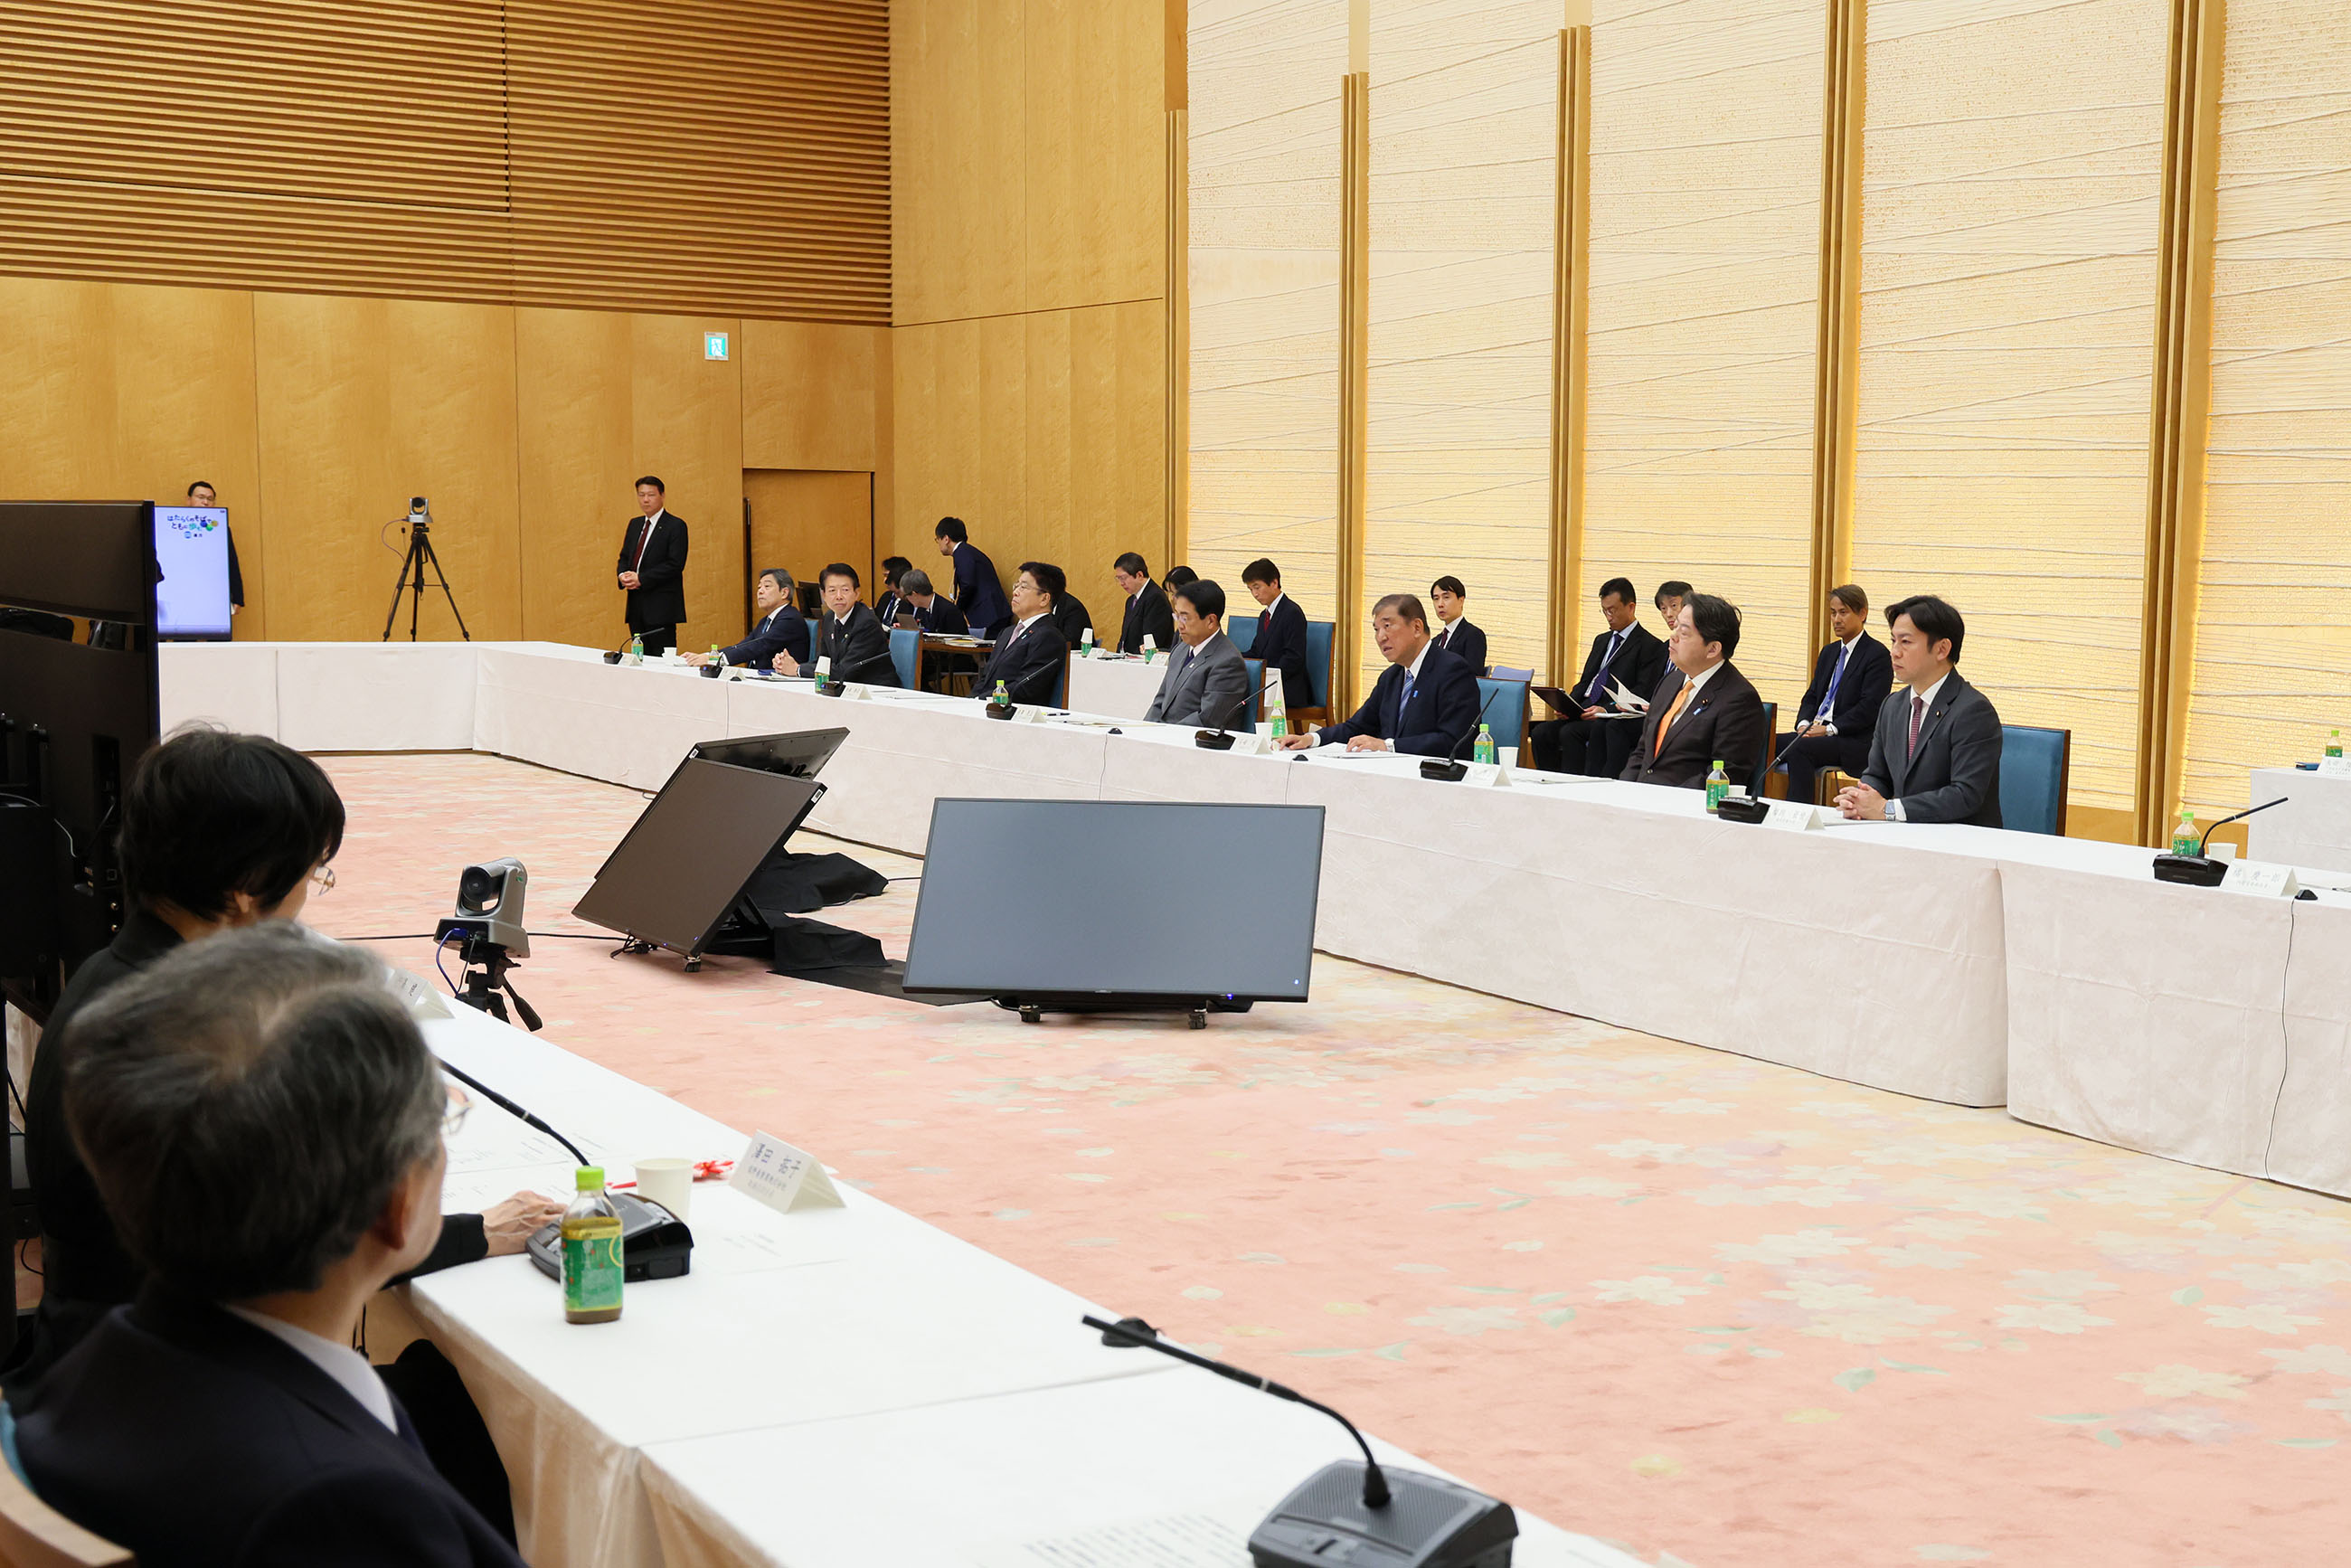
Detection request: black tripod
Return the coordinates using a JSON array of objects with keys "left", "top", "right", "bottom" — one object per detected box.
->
[
  {"left": 382, "top": 512, "right": 471, "bottom": 642},
  {"left": 448, "top": 934, "right": 542, "bottom": 1031}
]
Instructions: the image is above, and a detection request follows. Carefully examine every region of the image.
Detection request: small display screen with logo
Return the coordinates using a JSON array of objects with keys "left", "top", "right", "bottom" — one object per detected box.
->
[{"left": 154, "top": 505, "right": 233, "bottom": 638}]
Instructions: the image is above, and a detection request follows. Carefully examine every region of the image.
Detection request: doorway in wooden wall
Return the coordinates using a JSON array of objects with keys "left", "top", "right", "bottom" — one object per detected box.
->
[{"left": 742, "top": 469, "right": 874, "bottom": 613}]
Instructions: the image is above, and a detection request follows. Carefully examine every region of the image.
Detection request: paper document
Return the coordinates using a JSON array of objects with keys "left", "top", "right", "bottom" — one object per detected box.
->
[
  {"left": 977, "top": 1515, "right": 1248, "bottom": 1568},
  {"left": 1609, "top": 678, "right": 1649, "bottom": 712}
]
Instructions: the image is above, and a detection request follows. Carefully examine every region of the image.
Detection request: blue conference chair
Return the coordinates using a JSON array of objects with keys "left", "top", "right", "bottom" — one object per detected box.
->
[
  {"left": 1242, "top": 657, "right": 1266, "bottom": 724},
  {"left": 1300, "top": 621, "right": 1335, "bottom": 724},
  {"left": 888, "top": 627, "right": 920, "bottom": 692},
  {"left": 1999, "top": 724, "right": 2070, "bottom": 836},
  {"left": 1226, "top": 616, "right": 1258, "bottom": 656},
  {"left": 1751, "top": 702, "right": 1778, "bottom": 797},
  {"left": 1476, "top": 678, "right": 1529, "bottom": 751},
  {"left": 1490, "top": 665, "right": 1534, "bottom": 682}
]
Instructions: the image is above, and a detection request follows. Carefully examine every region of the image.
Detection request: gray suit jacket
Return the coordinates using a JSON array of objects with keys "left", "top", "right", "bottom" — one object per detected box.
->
[
  {"left": 1144, "top": 632, "right": 1251, "bottom": 728},
  {"left": 1858, "top": 669, "right": 2003, "bottom": 827}
]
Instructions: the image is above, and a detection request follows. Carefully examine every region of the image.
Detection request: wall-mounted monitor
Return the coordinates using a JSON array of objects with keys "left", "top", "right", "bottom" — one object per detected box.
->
[{"left": 152, "top": 505, "right": 233, "bottom": 639}]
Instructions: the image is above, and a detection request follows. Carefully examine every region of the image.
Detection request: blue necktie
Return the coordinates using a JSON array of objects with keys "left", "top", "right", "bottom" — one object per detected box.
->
[
  {"left": 1393, "top": 669, "right": 1416, "bottom": 734},
  {"left": 1820, "top": 643, "right": 1850, "bottom": 718},
  {"left": 1585, "top": 631, "right": 1623, "bottom": 704}
]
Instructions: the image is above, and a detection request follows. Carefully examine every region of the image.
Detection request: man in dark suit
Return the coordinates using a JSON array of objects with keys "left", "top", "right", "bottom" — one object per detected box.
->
[
  {"left": 1780, "top": 582, "right": 1894, "bottom": 803},
  {"left": 616, "top": 476, "right": 689, "bottom": 656},
  {"left": 686, "top": 567, "right": 809, "bottom": 672},
  {"left": 973, "top": 562, "right": 1071, "bottom": 706},
  {"left": 803, "top": 562, "right": 899, "bottom": 686},
  {"left": 1528, "top": 576, "right": 1668, "bottom": 776},
  {"left": 1145, "top": 579, "right": 1252, "bottom": 728},
  {"left": 900, "top": 568, "right": 968, "bottom": 634},
  {"left": 935, "top": 516, "right": 1013, "bottom": 637},
  {"left": 1838, "top": 594, "right": 2003, "bottom": 827},
  {"left": 1049, "top": 583, "right": 1095, "bottom": 651},
  {"left": 1242, "top": 557, "right": 1315, "bottom": 713},
  {"left": 1620, "top": 592, "right": 1768, "bottom": 791},
  {"left": 1277, "top": 593, "right": 1478, "bottom": 757},
  {"left": 1428, "top": 575, "right": 1487, "bottom": 675},
  {"left": 1114, "top": 552, "right": 1176, "bottom": 655},
  {"left": 187, "top": 481, "right": 244, "bottom": 620},
  {"left": 874, "top": 556, "right": 913, "bottom": 626},
  {"left": 14, "top": 927, "right": 528, "bottom": 1567}
]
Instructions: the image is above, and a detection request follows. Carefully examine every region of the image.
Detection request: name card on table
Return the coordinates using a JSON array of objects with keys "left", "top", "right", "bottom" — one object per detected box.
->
[
  {"left": 1459, "top": 761, "right": 1508, "bottom": 789},
  {"left": 1764, "top": 801, "right": 1823, "bottom": 831},
  {"left": 2319, "top": 756, "right": 2351, "bottom": 779},
  {"left": 1014, "top": 704, "right": 1054, "bottom": 724},
  {"left": 2224, "top": 860, "right": 2302, "bottom": 899},
  {"left": 842, "top": 683, "right": 875, "bottom": 701},
  {"left": 1224, "top": 731, "right": 1271, "bottom": 756},
  {"left": 731, "top": 1131, "right": 845, "bottom": 1214}
]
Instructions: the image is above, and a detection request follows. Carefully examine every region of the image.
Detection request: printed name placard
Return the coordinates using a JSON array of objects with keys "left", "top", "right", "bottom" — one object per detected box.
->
[
  {"left": 2223, "top": 860, "right": 2301, "bottom": 899},
  {"left": 730, "top": 1131, "right": 846, "bottom": 1214},
  {"left": 2318, "top": 756, "right": 2351, "bottom": 779},
  {"left": 1765, "top": 801, "right": 1823, "bottom": 832}
]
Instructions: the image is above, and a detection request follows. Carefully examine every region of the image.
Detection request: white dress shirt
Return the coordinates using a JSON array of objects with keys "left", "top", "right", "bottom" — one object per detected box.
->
[{"left": 225, "top": 1306, "right": 397, "bottom": 1431}]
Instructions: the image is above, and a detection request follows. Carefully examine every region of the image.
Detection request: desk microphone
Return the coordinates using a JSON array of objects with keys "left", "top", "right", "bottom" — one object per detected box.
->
[
  {"left": 1717, "top": 725, "right": 1818, "bottom": 824},
  {"left": 1421, "top": 679, "right": 1506, "bottom": 781},
  {"left": 1194, "top": 670, "right": 1252, "bottom": 750},
  {"left": 2154, "top": 797, "right": 2286, "bottom": 886},
  {"left": 1081, "top": 1314, "right": 1515, "bottom": 1568}
]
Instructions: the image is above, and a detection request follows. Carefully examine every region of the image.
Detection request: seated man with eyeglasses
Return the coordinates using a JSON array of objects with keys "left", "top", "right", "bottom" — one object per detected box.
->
[
  {"left": 8, "top": 728, "right": 557, "bottom": 1533},
  {"left": 12, "top": 927, "right": 529, "bottom": 1567}
]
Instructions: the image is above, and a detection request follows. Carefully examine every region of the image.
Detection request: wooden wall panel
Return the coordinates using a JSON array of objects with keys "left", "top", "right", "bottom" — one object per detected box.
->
[
  {"left": 0, "top": 0, "right": 888, "bottom": 324},
  {"left": 1025, "top": 0, "right": 1167, "bottom": 312},
  {"left": 741, "top": 322, "right": 889, "bottom": 473},
  {"left": 889, "top": 316, "right": 1033, "bottom": 566},
  {"left": 0, "top": 277, "right": 270, "bottom": 635},
  {"left": 745, "top": 470, "right": 876, "bottom": 609},
  {"left": 1848, "top": 0, "right": 2169, "bottom": 818},
  {"left": 252, "top": 296, "right": 523, "bottom": 644},
  {"left": 893, "top": 0, "right": 1029, "bottom": 326},
  {"left": 514, "top": 309, "right": 744, "bottom": 651}
]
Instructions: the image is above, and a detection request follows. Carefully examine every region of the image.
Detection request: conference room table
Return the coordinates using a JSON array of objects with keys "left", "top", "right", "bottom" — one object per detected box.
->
[
  {"left": 1063, "top": 649, "right": 1169, "bottom": 720},
  {"left": 2251, "top": 764, "right": 2351, "bottom": 873},
  {"left": 162, "top": 640, "right": 2351, "bottom": 1204},
  {"left": 392, "top": 962, "right": 1642, "bottom": 1568}
]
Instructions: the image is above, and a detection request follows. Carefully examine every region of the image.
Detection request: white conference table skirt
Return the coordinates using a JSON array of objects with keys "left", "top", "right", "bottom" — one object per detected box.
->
[
  {"left": 402, "top": 970, "right": 1629, "bottom": 1568},
  {"left": 1064, "top": 652, "right": 1169, "bottom": 721},
  {"left": 2250, "top": 766, "right": 2351, "bottom": 874},
  {"left": 162, "top": 643, "right": 2351, "bottom": 1196}
]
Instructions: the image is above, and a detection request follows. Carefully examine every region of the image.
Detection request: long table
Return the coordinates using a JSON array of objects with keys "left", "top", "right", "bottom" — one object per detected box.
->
[
  {"left": 400, "top": 961, "right": 1640, "bottom": 1568},
  {"left": 163, "top": 640, "right": 2351, "bottom": 1202}
]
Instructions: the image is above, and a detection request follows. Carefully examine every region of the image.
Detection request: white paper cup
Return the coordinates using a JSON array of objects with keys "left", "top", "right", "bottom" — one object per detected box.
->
[{"left": 634, "top": 1157, "right": 694, "bottom": 1221}]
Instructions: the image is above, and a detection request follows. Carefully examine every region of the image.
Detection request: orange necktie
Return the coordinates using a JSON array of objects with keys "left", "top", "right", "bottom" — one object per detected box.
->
[{"left": 1652, "top": 678, "right": 1694, "bottom": 758}]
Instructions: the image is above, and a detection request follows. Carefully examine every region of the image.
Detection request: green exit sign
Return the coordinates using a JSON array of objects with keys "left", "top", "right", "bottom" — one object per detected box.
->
[{"left": 703, "top": 331, "right": 729, "bottom": 361}]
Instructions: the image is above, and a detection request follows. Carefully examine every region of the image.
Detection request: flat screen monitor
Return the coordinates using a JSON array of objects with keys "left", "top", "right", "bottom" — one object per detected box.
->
[
  {"left": 902, "top": 800, "right": 1323, "bottom": 1003},
  {"left": 572, "top": 759, "right": 824, "bottom": 956},
  {"left": 153, "top": 505, "right": 233, "bottom": 638},
  {"left": 687, "top": 728, "right": 847, "bottom": 779}
]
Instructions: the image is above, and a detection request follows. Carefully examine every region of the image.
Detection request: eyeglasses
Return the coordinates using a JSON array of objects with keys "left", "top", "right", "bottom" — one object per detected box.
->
[
  {"left": 309, "top": 864, "right": 336, "bottom": 895},
  {"left": 442, "top": 1086, "right": 472, "bottom": 1137}
]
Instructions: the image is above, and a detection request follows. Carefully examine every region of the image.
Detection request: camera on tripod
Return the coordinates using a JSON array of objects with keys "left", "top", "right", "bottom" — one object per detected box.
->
[
  {"left": 436, "top": 857, "right": 541, "bottom": 1031},
  {"left": 383, "top": 493, "right": 472, "bottom": 643}
]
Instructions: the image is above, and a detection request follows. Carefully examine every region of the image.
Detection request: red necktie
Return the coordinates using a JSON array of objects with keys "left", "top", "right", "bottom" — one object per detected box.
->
[
  {"left": 1259, "top": 609, "right": 1271, "bottom": 644},
  {"left": 1907, "top": 694, "right": 1925, "bottom": 758},
  {"left": 634, "top": 515, "right": 656, "bottom": 571}
]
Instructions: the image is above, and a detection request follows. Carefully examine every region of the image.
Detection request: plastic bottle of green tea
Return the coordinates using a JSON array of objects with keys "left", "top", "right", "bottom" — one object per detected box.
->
[{"left": 562, "top": 1167, "right": 624, "bottom": 1325}]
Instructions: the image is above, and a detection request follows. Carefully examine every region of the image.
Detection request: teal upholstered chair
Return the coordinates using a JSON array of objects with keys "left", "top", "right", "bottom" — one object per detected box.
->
[
  {"left": 1476, "top": 678, "right": 1529, "bottom": 751},
  {"left": 1226, "top": 616, "right": 1258, "bottom": 655},
  {"left": 1299, "top": 621, "right": 1336, "bottom": 725},
  {"left": 1998, "top": 724, "right": 2070, "bottom": 836},
  {"left": 888, "top": 627, "right": 920, "bottom": 692},
  {"left": 1751, "top": 702, "right": 1778, "bottom": 797},
  {"left": 1242, "top": 657, "right": 1266, "bottom": 723}
]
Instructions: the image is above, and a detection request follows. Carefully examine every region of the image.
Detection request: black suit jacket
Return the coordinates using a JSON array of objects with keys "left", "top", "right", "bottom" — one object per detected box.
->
[
  {"left": 617, "top": 511, "right": 689, "bottom": 630},
  {"left": 873, "top": 590, "right": 905, "bottom": 628},
  {"left": 1797, "top": 631, "right": 1894, "bottom": 732},
  {"left": 951, "top": 543, "right": 1013, "bottom": 637},
  {"left": 1252, "top": 595, "right": 1314, "bottom": 708},
  {"left": 10, "top": 908, "right": 486, "bottom": 1392},
  {"left": 915, "top": 596, "right": 968, "bottom": 635},
  {"left": 1317, "top": 644, "right": 1481, "bottom": 758},
  {"left": 976, "top": 616, "right": 1069, "bottom": 706},
  {"left": 1620, "top": 661, "right": 1769, "bottom": 789},
  {"left": 814, "top": 602, "right": 898, "bottom": 686},
  {"left": 1569, "top": 621, "right": 1667, "bottom": 711},
  {"left": 1859, "top": 670, "right": 2004, "bottom": 827},
  {"left": 1430, "top": 618, "right": 1487, "bottom": 676},
  {"left": 1050, "top": 594, "right": 1095, "bottom": 651},
  {"left": 720, "top": 605, "right": 810, "bottom": 669},
  {"left": 1119, "top": 581, "right": 1176, "bottom": 655},
  {"left": 16, "top": 1290, "right": 526, "bottom": 1568}
]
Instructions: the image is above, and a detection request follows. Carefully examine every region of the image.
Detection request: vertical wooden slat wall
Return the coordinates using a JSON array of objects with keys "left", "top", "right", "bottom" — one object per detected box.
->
[
  {"left": 1336, "top": 69, "right": 1372, "bottom": 719},
  {"left": 0, "top": 0, "right": 889, "bottom": 323},
  {"left": 1809, "top": 0, "right": 1867, "bottom": 656},
  {"left": 1547, "top": 26, "right": 1593, "bottom": 692}
]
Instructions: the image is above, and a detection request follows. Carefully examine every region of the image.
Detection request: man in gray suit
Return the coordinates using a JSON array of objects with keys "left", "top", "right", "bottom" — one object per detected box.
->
[
  {"left": 1145, "top": 578, "right": 1252, "bottom": 729},
  {"left": 1837, "top": 594, "right": 2004, "bottom": 827}
]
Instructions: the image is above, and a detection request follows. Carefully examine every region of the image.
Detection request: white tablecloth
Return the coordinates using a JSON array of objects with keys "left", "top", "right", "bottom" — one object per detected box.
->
[
  {"left": 399, "top": 977, "right": 1630, "bottom": 1568},
  {"left": 2251, "top": 766, "right": 2351, "bottom": 873},
  {"left": 161, "top": 644, "right": 2351, "bottom": 1195},
  {"left": 1064, "top": 654, "right": 1169, "bottom": 721}
]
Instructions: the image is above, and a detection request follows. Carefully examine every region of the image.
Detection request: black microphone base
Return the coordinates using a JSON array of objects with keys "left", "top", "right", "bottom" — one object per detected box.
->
[
  {"left": 984, "top": 701, "right": 1017, "bottom": 721},
  {"left": 1195, "top": 729, "right": 1237, "bottom": 750},
  {"left": 1250, "top": 1461, "right": 1516, "bottom": 1568},
  {"left": 2153, "top": 853, "right": 2230, "bottom": 887},
  {"left": 1714, "top": 795, "right": 1770, "bottom": 824},
  {"left": 698, "top": 662, "right": 722, "bottom": 678},
  {"left": 1420, "top": 759, "right": 1471, "bottom": 781},
  {"left": 812, "top": 679, "right": 846, "bottom": 697}
]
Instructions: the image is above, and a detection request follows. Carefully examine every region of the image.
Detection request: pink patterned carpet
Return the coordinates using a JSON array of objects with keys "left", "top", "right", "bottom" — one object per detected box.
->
[{"left": 314, "top": 752, "right": 2350, "bottom": 1568}]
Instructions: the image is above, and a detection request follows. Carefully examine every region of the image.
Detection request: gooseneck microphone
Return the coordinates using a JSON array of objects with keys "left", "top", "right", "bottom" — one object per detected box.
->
[
  {"left": 2154, "top": 796, "right": 2288, "bottom": 886},
  {"left": 1194, "top": 654, "right": 1254, "bottom": 750},
  {"left": 1718, "top": 723, "right": 1818, "bottom": 824},
  {"left": 1421, "top": 676, "right": 1506, "bottom": 781},
  {"left": 434, "top": 1054, "right": 590, "bottom": 1166},
  {"left": 1084, "top": 1315, "right": 1392, "bottom": 1508}
]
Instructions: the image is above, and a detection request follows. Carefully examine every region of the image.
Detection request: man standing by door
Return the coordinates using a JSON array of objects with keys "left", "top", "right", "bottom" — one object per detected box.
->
[{"left": 617, "top": 476, "right": 688, "bottom": 655}]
